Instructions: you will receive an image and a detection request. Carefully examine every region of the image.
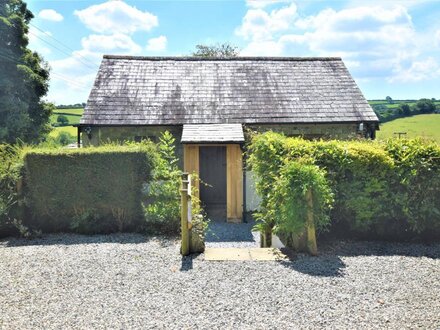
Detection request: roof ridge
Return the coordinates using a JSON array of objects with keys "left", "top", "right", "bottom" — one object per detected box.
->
[{"left": 103, "top": 55, "right": 342, "bottom": 62}]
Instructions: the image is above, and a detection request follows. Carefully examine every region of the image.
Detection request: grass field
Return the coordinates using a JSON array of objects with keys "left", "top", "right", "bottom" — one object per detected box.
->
[
  {"left": 49, "top": 108, "right": 83, "bottom": 138},
  {"left": 50, "top": 108, "right": 83, "bottom": 126},
  {"left": 49, "top": 125, "right": 78, "bottom": 138},
  {"left": 377, "top": 114, "right": 440, "bottom": 142}
]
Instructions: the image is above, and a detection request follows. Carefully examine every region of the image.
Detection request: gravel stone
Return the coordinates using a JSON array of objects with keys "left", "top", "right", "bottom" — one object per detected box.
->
[
  {"left": 205, "top": 221, "right": 260, "bottom": 248},
  {"left": 1, "top": 233, "right": 439, "bottom": 329}
]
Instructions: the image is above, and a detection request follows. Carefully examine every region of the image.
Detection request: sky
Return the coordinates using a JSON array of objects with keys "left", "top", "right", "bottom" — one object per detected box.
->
[{"left": 26, "top": 0, "right": 440, "bottom": 105}]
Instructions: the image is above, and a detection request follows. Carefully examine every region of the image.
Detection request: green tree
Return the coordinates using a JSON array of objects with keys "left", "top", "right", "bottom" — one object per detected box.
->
[
  {"left": 57, "top": 115, "right": 69, "bottom": 126},
  {"left": 415, "top": 98, "right": 436, "bottom": 114},
  {"left": 56, "top": 131, "right": 74, "bottom": 146},
  {"left": 398, "top": 103, "right": 411, "bottom": 117},
  {"left": 385, "top": 96, "right": 393, "bottom": 104},
  {"left": 192, "top": 43, "right": 239, "bottom": 57},
  {"left": 0, "top": 0, "right": 52, "bottom": 143}
]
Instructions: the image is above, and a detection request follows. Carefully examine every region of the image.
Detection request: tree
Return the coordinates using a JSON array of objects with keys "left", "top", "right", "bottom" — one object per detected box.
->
[
  {"left": 415, "top": 98, "right": 436, "bottom": 114},
  {"left": 192, "top": 43, "right": 239, "bottom": 57},
  {"left": 398, "top": 103, "right": 411, "bottom": 117},
  {"left": 57, "top": 115, "right": 69, "bottom": 126},
  {"left": 0, "top": 0, "right": 52, "bottom": 143},
  {"left": 57, "top": 131, "right": 74, "bottom": 146},
  {"left": 385, "top": 96, "right": 393, "bottom": 104}
]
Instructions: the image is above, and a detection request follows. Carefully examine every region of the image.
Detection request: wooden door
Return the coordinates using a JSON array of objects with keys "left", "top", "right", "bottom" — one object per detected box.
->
[{"left": 199, "top": 146, "right": 227, "bottom": 221}]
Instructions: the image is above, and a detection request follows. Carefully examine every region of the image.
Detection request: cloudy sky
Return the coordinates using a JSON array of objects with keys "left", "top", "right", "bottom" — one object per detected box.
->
[{"left": 27, "top": 0, "right": 440, "bottom": 105}]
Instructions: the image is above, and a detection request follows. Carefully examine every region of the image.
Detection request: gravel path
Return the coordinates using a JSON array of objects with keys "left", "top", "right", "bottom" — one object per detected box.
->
[
  {"left": 205, "top": 221, "right": 260, "bottom": 248},
  {"left": 1, "top": 234, "right": 439, "bottom": 329}
]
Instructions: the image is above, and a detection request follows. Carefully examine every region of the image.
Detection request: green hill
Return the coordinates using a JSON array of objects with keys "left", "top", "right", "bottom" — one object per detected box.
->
[
  {"left": 50, "top": 108, "right": 83, "bottom": 126},
  {"left": 377, "top": 114, "right": 440, "bottom": 142},
  {"left": 49, "top": 108, "right": 83, "bottom": 138}
]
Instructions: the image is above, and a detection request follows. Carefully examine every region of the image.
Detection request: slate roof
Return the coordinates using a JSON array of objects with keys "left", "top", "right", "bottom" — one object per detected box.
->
[
  {"left": 80, "top": 56, "right": 378, "bottom": 126},
  {"left": 181, "top": 124, "right": 245, "bottom": 144}
]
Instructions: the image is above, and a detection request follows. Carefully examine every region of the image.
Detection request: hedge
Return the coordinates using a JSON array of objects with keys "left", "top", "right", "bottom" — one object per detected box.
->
[
  {"left": 248, "top": 132, "right": 440, "bottom": 242},
  {"left": 0, "top": 144, "right": 26, "bottom": 237},
  {"left": 21, "top": 144, "right": 156, "bottom": 234}
]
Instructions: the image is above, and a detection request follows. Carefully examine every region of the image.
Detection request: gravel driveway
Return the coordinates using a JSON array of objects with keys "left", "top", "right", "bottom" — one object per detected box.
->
[{"left": 1, "top": 234, "right": 439, "bottom": 329}]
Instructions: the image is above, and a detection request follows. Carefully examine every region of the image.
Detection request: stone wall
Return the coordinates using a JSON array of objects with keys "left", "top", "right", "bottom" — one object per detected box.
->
[
  {"left": 82, "top": 125, "right": 184, "bottom": 164},
  {"left": 245, "top": 123, "right": 362, "bottom": 139}
]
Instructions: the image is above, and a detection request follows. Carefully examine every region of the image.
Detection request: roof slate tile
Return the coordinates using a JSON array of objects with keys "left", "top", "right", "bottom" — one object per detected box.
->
[{"left": 81, "top": 56, "right": 378, "bottom": 125}]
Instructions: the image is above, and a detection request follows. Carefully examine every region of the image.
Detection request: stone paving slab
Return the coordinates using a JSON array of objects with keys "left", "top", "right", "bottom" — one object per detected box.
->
[{"left": 204, "top": 247, "right": 287, "bottom": 261}]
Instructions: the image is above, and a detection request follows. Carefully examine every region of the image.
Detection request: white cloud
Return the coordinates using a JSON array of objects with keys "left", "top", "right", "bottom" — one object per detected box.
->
[
  {"left": 240, "top": 40, "right": 283, "bottom": 56},
  {"left": 28, "top": 27, "right": 53, "bottom": 55},
  {"left": 74, "top": 0, "right": 158, "bottom": 34},
  {"left": 236, "top": 3, "right": 438, "bottom": 83},
  {"left": 38, "top": 9, "right": 64, "bottom": 22},
  {"left": 390, "top": 57, "right": 440, "bottom": 82},
  {"left": 47, "top": 50, "right": 98, "bottom": 104},
  {"left": 436, "top": 30, "right": 440, "bottom": 47},
  {"left": 285, "top": 5, "right": 418, "bottom": 79},
  {"left": 235, "top": 3, "right": 297, "bottom": 41},
  {"left": 81, "top": 33, "right": 142, "bottom": 54},
  {"left": 245, "top": 0, "right": 293, "bottom": 9},
  {"left": 146, "top": 35, "right": 167, "bottom": 52}
]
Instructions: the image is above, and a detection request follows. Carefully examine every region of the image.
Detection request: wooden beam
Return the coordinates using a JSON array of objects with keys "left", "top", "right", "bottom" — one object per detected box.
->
[
  {"left": 77, "top": 127, "right": 81, "bottom": 148},
  {"left": 183, "top": 144, "right": 200, "bottom": 198},
  {"left": 226, "top": 144, "right": 243, "bottom": 222}
]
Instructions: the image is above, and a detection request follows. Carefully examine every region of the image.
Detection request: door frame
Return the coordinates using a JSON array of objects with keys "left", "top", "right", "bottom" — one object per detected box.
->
[{"left": 183, "top": 143, "right": 243, "bottom": 223}]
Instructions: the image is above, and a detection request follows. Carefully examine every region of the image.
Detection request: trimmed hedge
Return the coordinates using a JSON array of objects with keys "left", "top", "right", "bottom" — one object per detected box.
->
[
  {"left": 23, "top": 144, "right": 156, "bottom": 234},
  {"left": 248, "top": 132, "right": 440, "bottom": 242}
]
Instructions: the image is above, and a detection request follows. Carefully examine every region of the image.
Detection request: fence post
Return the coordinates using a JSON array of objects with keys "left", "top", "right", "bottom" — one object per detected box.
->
[
  {"left": 306, "top": 188, "right": 318, "bottom": 256},
  {"left": 181, "top": 173, "right": 190, "bottom": 256}
]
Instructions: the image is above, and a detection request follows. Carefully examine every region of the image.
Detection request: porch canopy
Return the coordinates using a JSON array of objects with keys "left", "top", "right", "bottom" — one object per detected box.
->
[{"left": 181, "top": 124, "right": 244, "bottom": 144}]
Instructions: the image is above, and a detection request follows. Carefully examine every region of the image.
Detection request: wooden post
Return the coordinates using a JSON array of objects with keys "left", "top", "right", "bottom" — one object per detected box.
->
[
  {"left": 180, "top": 173, "right": 190, "bottom": 256},
  {"left": 187, "top": 175, "right": 192, "bottom": 230},
  {"left": 306, "top": 188, "right": 318, "bottom": 256},
  {"left": 77, "top": 126, "right": 81, "bottom": 148}
]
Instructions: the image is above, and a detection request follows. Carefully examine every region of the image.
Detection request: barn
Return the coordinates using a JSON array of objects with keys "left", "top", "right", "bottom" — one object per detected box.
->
[{"left": 78, "top": 56, "right": 379, "bottom": 222}]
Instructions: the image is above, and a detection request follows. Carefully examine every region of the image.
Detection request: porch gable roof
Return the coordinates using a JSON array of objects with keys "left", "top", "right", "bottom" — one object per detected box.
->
[{"left": 181, "top": 124, "right": 244, "bottom": 144}]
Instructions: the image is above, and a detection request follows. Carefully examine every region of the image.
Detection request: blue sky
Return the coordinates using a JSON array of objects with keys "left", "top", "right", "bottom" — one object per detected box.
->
[{"left": 27, "top": 0, "right": 440, "bottom": 104}]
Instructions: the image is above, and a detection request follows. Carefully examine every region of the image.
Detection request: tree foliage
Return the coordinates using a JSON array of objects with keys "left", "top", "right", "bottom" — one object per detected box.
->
[
  {"left": 0, "top": 0, "right": 52, "bottom": 143},
  {"left": 192, "top": 43, "right": 239, "bottom": 57},
  {"left": 144, "top": 131, "right": 181, "bottom": 234},
  {"left": 385, "top": 96, "right": 393, "bottom": 104},
  {"left": 415, "top": 98, "right": 436, "bottom": 114}
]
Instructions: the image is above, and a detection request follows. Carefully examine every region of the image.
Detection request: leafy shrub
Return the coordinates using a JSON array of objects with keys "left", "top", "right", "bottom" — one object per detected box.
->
[
  {"left": 385, "top": 138, "right": 440, "bottom": 234},
  {"left": 57, "top": 132, "right": 75, "bottom": 146},
  {"left": 0, "top": 144, "right": 23, "bottom": 237},
  {"left": 24, "top": 143, "right": 156, "bottom": 233},
  {"left": 144, "top": 131, "right": 181, "bottom": 234},
  {"left": 248, "top": 132, "right": 440, "bottom": 242},
  {"left": 269, "top": 160, "right": 333, "bottom": 236}
]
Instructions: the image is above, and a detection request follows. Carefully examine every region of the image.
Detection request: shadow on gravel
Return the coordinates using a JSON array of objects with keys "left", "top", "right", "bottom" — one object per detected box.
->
[
  {"left": 319, "top": 240, "right": 440, "bottom": 259},
  {"left": 180, "top": 255, "right": 195, "bottom": 271},
  {"left": 276, "top": 240, "right": 440, "bottom": 277},
  {"left": 278, "top": 248, "right": 346, "bottom": 277},
  {"left": 1, "top": 233, "right": 161, "bottom": 247}
]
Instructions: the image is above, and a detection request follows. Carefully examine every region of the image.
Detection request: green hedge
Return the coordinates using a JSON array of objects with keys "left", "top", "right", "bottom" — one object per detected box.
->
[
  {"left": 23, "top": 144, "right": 156, "bottom": 234},
  {"left": 248, "top": 132, "right": 440, "bottom": 242},
  {"left": 0, "top": 144, "right": 26, "bottom": 237}
]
